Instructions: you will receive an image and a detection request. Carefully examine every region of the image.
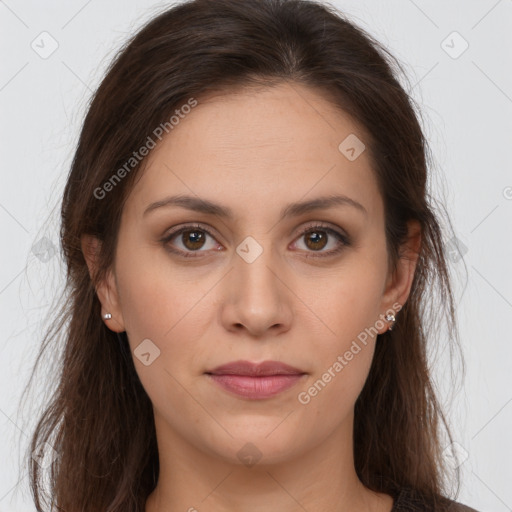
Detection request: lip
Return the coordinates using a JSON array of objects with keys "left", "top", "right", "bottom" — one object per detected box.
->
[
  {"left": 205, "top": 360, "right": 307, "bottom": 400},
  {"left": 207, "top": 360, "right": 305, "bottom": 376}
]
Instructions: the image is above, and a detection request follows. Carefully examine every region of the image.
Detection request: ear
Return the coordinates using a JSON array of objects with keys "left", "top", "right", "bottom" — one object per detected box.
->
[
  {"left": 81, "top": 234, "right": 126, "bottom": 333},
  {"left": 378, "top": 219, "right": 421, "bottom": 333}
]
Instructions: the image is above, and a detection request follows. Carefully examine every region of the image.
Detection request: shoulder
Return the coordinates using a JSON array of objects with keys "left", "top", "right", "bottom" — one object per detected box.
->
[{"left": 392, "top": 487, "right": 480, "bottom": 512}]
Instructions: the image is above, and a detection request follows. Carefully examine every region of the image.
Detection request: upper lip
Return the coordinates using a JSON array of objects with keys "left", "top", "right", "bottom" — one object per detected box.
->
[{"left": 206, "top": 360, "right": 306, "bottom": 376}]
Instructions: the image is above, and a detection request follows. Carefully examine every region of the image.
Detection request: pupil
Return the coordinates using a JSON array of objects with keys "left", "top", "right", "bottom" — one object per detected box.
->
[
  {"left": 184, "top": 230, "right": 204, "bottom": 249},
  {"left": 308, "top": 231, "right": 327, "bottom": 250}
]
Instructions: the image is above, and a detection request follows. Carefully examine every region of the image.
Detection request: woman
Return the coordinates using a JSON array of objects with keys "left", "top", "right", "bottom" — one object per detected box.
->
[{"left": 23, "top": 0, "right": 479, "bottom": 510}]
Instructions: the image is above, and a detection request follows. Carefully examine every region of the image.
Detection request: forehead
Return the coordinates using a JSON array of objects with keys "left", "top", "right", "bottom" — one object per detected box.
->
[{"left": 127, "top": 82, "right": 382, "bottom": 223}]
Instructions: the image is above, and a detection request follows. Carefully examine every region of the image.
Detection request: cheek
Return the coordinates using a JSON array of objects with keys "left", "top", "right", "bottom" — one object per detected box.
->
[
  {"left": 309, "top": 263, "right": 386, "bottom": 344},
  {"left": 114, "top": 238, "right": 183, "bottom": 337},
  {"left": 117, "top": 270, "right": 172, "bottom": 344},
  {"left": 114, "top": 247, "right": 216, "bottom": 369},
  {"left": 295, "top": 294, "right": 379, "bottom": 431},
  {"left": 114, "top": 259, "right": 210, "bottom": 422},
  {"left": 295, "top": 254, "right": 386, "bottom": 407}
]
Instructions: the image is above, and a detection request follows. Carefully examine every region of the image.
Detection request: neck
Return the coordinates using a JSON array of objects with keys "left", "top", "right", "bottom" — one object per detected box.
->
[{"left": 145, "top": 410, "right": 393, "bottom": 512}]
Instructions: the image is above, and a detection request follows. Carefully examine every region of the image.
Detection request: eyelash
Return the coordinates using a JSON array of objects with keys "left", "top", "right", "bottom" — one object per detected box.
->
[{"left": 160, "top": 222, "right": 351, "bottom": 259}]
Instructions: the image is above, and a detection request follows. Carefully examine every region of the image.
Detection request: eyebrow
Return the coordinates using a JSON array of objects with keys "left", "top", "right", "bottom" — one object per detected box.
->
[{"left": 143, "top": 193, "right": 367, "bottom": 220}]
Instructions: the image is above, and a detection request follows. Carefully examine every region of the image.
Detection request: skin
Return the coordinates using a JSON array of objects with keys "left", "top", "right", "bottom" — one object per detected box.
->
[{"left": 82, "top": 81, "right": 421, "bottom": 512}]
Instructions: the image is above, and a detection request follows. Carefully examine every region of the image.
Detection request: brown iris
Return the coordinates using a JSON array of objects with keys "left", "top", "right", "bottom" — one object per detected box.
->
[
  {"left": 304, "top": 230, "right": 328, "bottom": 251},
  {"left": 181, "top": 229, "right": 206, "bottom": 250}
]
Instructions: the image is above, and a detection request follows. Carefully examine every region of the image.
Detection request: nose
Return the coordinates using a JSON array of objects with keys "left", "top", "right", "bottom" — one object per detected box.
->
[{"left": 220, "top": 241, "right": 293, "bottom": 338}]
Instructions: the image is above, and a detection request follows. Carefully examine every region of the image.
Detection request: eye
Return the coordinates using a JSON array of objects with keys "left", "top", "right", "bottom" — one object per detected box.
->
[
  {"left": 160, "top": 222, "right": 351, "bottom": 259},
  {"left": 160, "top": 223, "right": 221, "bottom": 258},
  {"left": 291, "top": 223, "right": 350, "bottom": 258}
]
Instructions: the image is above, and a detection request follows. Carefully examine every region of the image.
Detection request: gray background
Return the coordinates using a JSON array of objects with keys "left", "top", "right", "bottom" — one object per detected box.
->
[{"left": 1, "top": 0, "right": 511, "bottom": 510}]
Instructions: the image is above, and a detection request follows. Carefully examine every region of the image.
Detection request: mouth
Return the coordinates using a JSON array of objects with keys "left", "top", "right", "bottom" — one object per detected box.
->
[{"left": 205, "top": 360, "right": 307, "bottom": 400}]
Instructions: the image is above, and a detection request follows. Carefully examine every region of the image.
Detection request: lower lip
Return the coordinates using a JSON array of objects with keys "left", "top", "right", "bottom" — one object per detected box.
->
[{"left": 206, "top": 374, "right": 305, "bottom": 399}]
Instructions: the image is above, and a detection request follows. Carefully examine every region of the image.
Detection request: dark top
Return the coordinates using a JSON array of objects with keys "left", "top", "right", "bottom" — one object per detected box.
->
[{"left": 391, "top": 488, "right": 480, "bottom": 512}]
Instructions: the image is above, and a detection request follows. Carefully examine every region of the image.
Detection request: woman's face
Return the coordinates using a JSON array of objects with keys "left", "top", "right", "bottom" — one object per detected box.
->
[{"left": 88, "top": 82, "right": 416, "bottom": 467}]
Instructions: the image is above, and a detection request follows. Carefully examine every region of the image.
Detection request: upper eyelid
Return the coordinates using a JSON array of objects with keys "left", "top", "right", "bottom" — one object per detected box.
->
[
  {"left": 162, "top": 222, "right": 220, "bottom": 242},
  {"left": 162, "top": 221, "right": 348, "bottom": 247}
]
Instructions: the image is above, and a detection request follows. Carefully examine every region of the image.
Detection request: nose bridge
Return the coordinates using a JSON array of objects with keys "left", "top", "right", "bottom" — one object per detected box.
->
[
  {"left": 222, "top": 233, "right": 292, "bottom": 335},
  {"left": 234, "top": 233, "right": 281, "bottom": 303}
]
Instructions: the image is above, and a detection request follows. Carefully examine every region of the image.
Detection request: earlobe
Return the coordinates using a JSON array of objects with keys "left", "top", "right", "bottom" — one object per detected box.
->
[
  {"left": 81, "top": 234, "right": 126, "bottom": 333},
  {"left": 96, "top": 269, "right": 126, "bottom": 333},
  {"left": 379, "top": 220, "right": 421, "bottom": 330}
]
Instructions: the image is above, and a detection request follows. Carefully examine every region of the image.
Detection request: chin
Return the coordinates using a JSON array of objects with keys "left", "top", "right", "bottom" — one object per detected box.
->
[{"left": 208, "top": 424, "right": 309, "bottom": 466}]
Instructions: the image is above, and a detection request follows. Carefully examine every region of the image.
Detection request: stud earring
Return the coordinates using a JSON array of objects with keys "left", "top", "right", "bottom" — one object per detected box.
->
[
  {"left": 384, "top": 313, "right": 396, "bottom": 331},
  {"left": 103, "top": 313, "right": 112, "bottom": 320}
]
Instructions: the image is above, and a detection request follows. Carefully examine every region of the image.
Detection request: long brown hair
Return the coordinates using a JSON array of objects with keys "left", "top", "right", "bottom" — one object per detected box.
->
[{"left": 20, "top": 0, "right": 466, "bottom": 510}]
